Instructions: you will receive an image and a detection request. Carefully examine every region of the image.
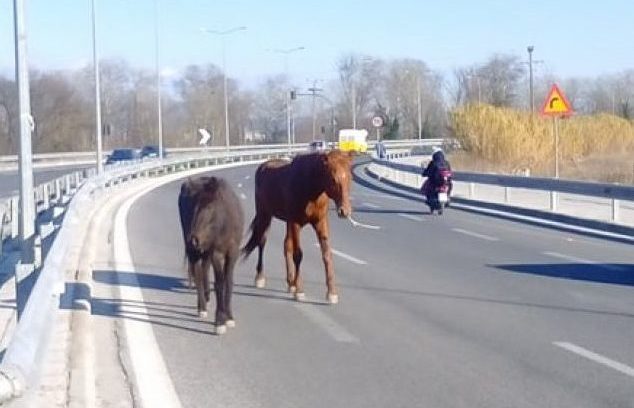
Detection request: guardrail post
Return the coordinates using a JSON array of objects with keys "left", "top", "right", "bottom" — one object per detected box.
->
[
  {"left": 504, "top": 186, "right": 511, "bottom": 203},
  {"left": 33, "top": 234, "right": 42, "bottom": 268},
  {"left": 11, "top": 198, "right": 18, "bottom": 239},
  {"left": 469, "top": 182, "right": 475, "bottom": 199},
  {"left": 55, "top": 179, "right": 62, "bottom": 203},
  {"left": 42, "top": 184, "right": 50, "bottom": 211},
  {"left": 75, "top": 172, "right": 81, "bottom": 187},
  {"left": 550, "top": 191, "right": 558, "bottom": 212},
  {"left": 612, "top": 199, "right": 620, "bottom": 222}
]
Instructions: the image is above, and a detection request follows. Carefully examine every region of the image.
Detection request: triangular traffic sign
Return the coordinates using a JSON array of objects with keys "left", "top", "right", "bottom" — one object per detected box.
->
[{"left": 540, "top": 84, "right": 573, "bottom": 117}]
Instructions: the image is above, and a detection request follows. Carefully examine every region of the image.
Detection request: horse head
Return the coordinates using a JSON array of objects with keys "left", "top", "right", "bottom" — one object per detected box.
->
[
  {"left": 321, "top": 150, "right": 353, "bottom": 219},
  {"left": 187, "top": 176, "right": 220, "bottom": 254}
]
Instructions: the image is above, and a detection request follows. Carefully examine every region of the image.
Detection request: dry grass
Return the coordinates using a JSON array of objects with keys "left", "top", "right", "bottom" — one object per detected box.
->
[{"left": 449, "top": 104, "right": 634, "bottom": 183}]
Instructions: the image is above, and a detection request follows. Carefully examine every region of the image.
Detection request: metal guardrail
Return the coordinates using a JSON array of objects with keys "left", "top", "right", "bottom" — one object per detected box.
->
[
  {"left": 373, "top": 154, "right": 634, "bottom": 222},
  {"left": 0, "top": 146, "right": 311, "bottom": 403},
  {"left": 0, "top": 139, "right": 447, "bottom": 168}
]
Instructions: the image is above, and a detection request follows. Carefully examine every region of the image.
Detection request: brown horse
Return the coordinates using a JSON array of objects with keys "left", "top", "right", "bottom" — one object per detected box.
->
[{"left": 242, "top": 150, "right": 353, "bottom": 304}]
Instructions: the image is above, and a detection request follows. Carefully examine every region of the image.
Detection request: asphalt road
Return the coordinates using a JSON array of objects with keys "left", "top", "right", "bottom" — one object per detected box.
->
[
  {"left": 0, "top": 164, "right": 91, "bottom": 199},
  {"left": 119, "top": 162, "right": 634, "bottom": 408}
]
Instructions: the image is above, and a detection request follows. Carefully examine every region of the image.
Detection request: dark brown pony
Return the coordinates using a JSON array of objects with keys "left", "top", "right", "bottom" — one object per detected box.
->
[
  {"left": 179, "top": 176, "right": 244, "bottom": 334},
  {"left": 242, "top": 149, "right": 353, "bottom": 304}
]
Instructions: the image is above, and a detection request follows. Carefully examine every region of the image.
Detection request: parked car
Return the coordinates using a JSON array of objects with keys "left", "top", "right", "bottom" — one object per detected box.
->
[
  {"left": 105, "top": 148, "right": 140, "bottom": 165},
  {"left": 309, "top": 140, "right": 328, "bottom": 152},
  {"left": 140, "top": 145, "right": 167, "bottom": 158}
]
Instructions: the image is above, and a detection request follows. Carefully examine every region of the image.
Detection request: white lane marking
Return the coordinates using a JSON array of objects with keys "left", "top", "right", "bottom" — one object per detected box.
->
[
  {"left": 314, "top": 244, "right": 367, "bottom": 265},
  {"left": 452, "top": 228, "right": 499, "bottom": 242},
  {"left": 543, "top": 251, "right": 626, "bottom": 272},
  {"left": 239, "top": 193, "right": 247, "bottom": 200},
  {"left": 237, "top": 182, "right": 243, "bottom": 188},
  {"left": 294, "top": 304, "right": 358, "bottom": 343},
  {"left": 362, "top": 202, "right": 380, "bottom": 209},
  {"left": 244, "top": 175, "right": 250, "bottom": 180},
  {"left": 114, "top": 186, "right": 183, "bottom": 407},
  {"left": 397, "top": 213, "right": 423, "bottom": 222},
  {"left": 356, "top": 192, "right": 405, "bottom": 201},
  {"left": 554, "top": 342, "right": 634, "bottom": 378}
]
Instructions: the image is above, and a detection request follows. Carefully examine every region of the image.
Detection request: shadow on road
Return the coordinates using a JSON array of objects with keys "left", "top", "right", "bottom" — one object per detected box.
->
[{"left": 492, "top": 262, "right": 634, "bottom": 287}]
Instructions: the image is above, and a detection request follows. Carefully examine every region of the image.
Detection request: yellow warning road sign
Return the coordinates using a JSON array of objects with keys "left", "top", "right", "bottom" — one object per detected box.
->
[{"left": 540, "top": 84, "right": 573, "bottom": 117}]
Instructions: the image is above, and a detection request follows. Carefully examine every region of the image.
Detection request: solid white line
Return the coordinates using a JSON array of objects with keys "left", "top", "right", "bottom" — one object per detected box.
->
[
  {"left": 543, "top": 251, "right": 626, "bottom": 272},
  {"left": 397, "top": 213, "right": 424, "bottom": 222},
  {"left": 554, "top": 342, "right": 634, "bottom": 378},
  {"left": 362, "top": 202, "right": 380, "bottom": 209},
  {"left": 114, "top": 186, "right": 183, "bottom": 408},
  {"left": 452, "top": 228, "right": 499, "bottom": 241},
  {"left": 314, "top": 244, "right": 367, "bottom": 265},
  {"left": 293, "top": 304, "right": 358, "bottom": 343}
]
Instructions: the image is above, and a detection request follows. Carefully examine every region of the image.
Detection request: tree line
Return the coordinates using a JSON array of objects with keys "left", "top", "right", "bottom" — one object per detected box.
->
[{"left": 0, "top": 53, "right": 631, "bottom": 154}]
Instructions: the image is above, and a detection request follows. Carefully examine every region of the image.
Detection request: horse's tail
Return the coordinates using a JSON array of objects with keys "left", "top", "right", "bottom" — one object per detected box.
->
[{"left": 242, "top": 213, "right": 271, "bottom": 259}]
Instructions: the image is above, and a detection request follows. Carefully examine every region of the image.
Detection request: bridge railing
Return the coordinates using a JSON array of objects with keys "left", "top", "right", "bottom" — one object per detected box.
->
[
  {"left": 0, "top": 146, "right": 319, "bottom": 402},
  {"left": 370, "top": 154, "right": 634, "bottom": 224}
]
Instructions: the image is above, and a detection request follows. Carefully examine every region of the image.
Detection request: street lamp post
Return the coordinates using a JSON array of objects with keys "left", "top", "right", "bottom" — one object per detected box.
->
[
  {"left": 201, "top": 26, "right": 246, "bottom": 150},
  {"left": 13, "top": 0, "right": 35, "bottom": 250},
  {"left": 527, "top": 45, "right": 535, "bottom": 113},
  {"left": 154, "top": 0, "right": 163, "bottom": 159},
  {"left": 90, "top": 0, "right": 103, "bottom": 175},
  {"left": 273, "top": 47, "right": 304, "bottom": 152}
]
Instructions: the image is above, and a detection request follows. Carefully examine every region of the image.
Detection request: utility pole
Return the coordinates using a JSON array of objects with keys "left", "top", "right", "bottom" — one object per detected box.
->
[
  {"left": 308, "top": 80, "right": 323, "bottom": 141},
  {"left": 154, "top": 0, "right": 163, "bottom": 159},
  {"left": 527, "top": 45, "right": 535, "bottom": 113},
  {"left": 273, "top": 47, "right": 304, "bottom": 152},
  {"left": 13, "top": 0, "right": 35, "bottom": 251},
  {"left": 91, "top": 0, "right": 103, "bottom": 175}
]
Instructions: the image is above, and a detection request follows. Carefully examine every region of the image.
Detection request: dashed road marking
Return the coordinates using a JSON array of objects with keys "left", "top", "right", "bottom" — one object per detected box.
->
[
  {"left": 452, "top": 228, "right": 499, "bottom": 241},
  {"left": 294, "top": 303, "right": 359, "bottom": 343},
  {"left": 239, "top": 193, "right": 247, "bottom": 200},
  {"left": 314, "top": 244, "right": 367, "bottom": 265},
  {"left": 244, "top": 175, "right": 250, "bottom": 180},
  {"left": 237, "top": 183, "right": 243, "bottom": 188},
  {"left": 543, "top": 252, "right": 626, "bottom": 272},
  {"left": 554, "top": 342, "right": 634, "bottom": 378},
  {"left": 362, "top": 202, "right": 380, "bottom": 209},
  {"left": 397, "top": 213, "right": 424, "bottom": 222}
]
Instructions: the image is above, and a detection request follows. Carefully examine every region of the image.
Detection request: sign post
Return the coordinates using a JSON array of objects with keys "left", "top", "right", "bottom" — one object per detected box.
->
[
  {"left": 540, "top": 84, "right": 573, "bottom": 179},
  {"left": 372, "top": 115, "right": 384, "bottom": 141}
]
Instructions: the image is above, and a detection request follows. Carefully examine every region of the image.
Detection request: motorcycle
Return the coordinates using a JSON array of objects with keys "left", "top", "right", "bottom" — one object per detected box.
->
[{"left": 421, "top": 168, "right": 452, "bottom": 215}]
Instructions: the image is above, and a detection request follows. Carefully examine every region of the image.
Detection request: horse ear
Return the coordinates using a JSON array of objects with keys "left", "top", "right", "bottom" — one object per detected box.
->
[{"left": 204, "top": 176, "right": 219, "bottom": 192}]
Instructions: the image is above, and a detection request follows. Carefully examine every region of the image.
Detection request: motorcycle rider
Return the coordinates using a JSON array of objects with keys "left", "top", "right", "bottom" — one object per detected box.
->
[{"left": 422, "top": 147, "right": 453, "bottom": 206}]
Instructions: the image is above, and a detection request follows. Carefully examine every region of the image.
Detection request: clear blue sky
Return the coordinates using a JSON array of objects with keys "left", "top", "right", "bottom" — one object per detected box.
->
[{"left": 1, "top": 0, "right": 632, "bottom": 86}]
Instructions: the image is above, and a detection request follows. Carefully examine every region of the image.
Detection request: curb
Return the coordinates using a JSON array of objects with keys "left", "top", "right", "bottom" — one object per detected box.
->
[{"left": 362, "top": 165, "right": 634, "bottom": 244}]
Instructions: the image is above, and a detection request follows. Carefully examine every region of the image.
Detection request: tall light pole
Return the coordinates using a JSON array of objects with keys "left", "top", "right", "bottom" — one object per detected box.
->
[
  {"left": 308, "top": 79, "right": 323, "bottom": 141},
  {"left": 91, "top": 0, "right": 103, "bottom": 175},
  {"left": 13, "top": 0, "right": 35, "bottom": 249},
  {"left": 154, "top": 0, "right": 163, "bottom": 159},
  {"left": 527, "top": 45, "right": 535, "bottom": 113},
  {"left": 417, "top": 76, "right": 422, "bottom": 140},
  {"left": 201, "top": 26, "right": 246, "bottom": 150},
  {"left": 273, "top": 47, "right": 305, "bottom": 151}
]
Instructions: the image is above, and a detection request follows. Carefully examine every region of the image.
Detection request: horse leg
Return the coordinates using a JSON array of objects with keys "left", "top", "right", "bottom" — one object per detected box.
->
[
  {"left": 224, "top": 249, "right": 238, "bottom": 328},
  {"left": 211, "top": 253, "right": 228, "bottom": 335},
  {"left": 287, "top": 222, "right": 304, "bottom": 300},
  {"left": 312, "top": 218, "right": 338, "bottom": 304},
  {"left": 254, "top": 213, "right": 272, "bottom": 289},
  {"left": 195, "top": 257, "right": 211, "bottom": 318}
]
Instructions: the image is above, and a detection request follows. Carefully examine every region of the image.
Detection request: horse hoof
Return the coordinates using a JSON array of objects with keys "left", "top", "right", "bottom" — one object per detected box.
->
[
  {"left": 288, "top": 285, "right": 297, "bottom": 294},
  {"left": 198, "top": 311, "right": 208, "bottom": 319},
  {"left": 215, "top": 324, "right": 227, "bottom": 335},
  {"left": 226, "top": 319, "right": 236, "bottom": 328},
  {"left": 294, "top": 292, "right": 306, "bottom": 302},
  {"left": 327, "top": 293, "right": 339, "bottom": 304},
  {"left": 255, "top": 277, "right": 266, "bottom": 288}
]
